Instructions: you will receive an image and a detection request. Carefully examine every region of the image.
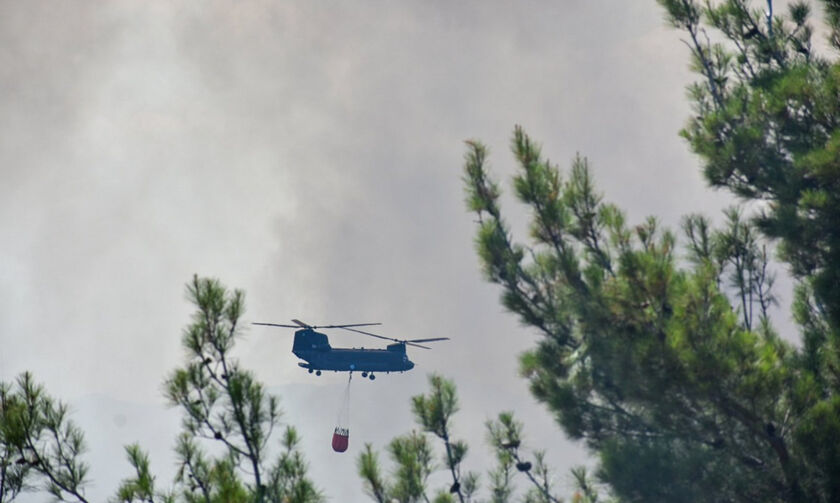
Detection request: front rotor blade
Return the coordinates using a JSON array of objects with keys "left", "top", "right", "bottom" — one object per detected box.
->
[
  {"left": 291, "top": 319, "right": 310, "bottom": 328},
  {"left": 253, "top": 322, "right": 300, "bottom": 328},
  {"left": 405, "top": 342, "right": 432, "bottom": 349},
  {"left": 316, "top": 322, "right": 383, "bottom": 329},
  {"left": 406, "top": 337, "right": 450, "bottom": 343},
  {"left": 339, "top": 326, "right": 398, "bottom": 342}
]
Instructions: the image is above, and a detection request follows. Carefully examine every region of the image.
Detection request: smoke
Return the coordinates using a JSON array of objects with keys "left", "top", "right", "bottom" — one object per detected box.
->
[{"left": 1, "top": 1, "right": 743, "bottom": 500}]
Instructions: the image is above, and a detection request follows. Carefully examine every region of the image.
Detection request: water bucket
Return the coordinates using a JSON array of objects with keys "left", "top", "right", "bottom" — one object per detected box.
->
[{"left": 332, "top": 427, "right": 349, "bottom": 452}]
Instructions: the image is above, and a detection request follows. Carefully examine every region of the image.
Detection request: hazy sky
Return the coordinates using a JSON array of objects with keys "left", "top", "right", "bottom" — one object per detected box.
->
[{"left": 0, "top": 1, "right": 772, "bottom": 501}]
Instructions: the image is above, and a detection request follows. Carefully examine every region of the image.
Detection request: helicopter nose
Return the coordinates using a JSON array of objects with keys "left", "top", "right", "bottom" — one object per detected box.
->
[{"left": 407, "top": 361, "right": 415, "bottom": 370}]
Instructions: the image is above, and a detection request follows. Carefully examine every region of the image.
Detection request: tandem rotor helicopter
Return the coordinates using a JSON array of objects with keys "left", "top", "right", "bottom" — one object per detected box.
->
[{"left": 253, "top": 319, "right": 449, "bottom": 380}]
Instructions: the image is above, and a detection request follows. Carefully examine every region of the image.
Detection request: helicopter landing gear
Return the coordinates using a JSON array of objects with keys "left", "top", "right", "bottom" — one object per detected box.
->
[
  {"left": 308, "top": 368, "right": 313, "bottom": 374},
  {"left": 361, "top": 372, "right": 368, "bottom": 378},
  {"left": 316, "top": 370, "right": 322, "bottom": 376},
  {"left": 368, "top": 373, "right": 375, "bottom": 381}
]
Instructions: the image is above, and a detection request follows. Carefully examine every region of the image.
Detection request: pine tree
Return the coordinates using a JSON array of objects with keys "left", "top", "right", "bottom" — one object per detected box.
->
[
  {"left": 459, "top": 2, "right": 840, "bottom": 500},
  {"left": 117, "top": 275, "right": 324, "bottom": 503},
  {"left": 357, "top": 375, "right": 577, "bottom": 503},
  {"left": 463, "top": 125, "right": 803, "bottom": 501},
  {"left": 0, "top": 373, "right": 91, "bottom": 502},
  {"left": 0, "top": 276, "right": 323, "bottom": 503}
]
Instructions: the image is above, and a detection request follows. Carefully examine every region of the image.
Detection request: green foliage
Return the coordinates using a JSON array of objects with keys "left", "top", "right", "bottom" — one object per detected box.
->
[
  {"left": 156, "top": 275, "right": 323, "bottom": 503},
  {"left": 0, "top": 382, "right": 31, "bottom": 502},
  {"left": 0, "top": 372, "right": 91, "bottom": 502},
  {"left": 389, "top": 432, "right": 435, "bottom": 503},
  {"left": 567, "top": 466, "right": 599, "bottom": 503},
  {"left": 359, "top": 376, "right": 576, "bottom": 503},
  {"left": 359, "top": 374, "right": 466, "bottom": 503},
  {"left": 114, "top": 444, "right": 171, "bottom": 502},
  {"left": 462, "top": 123, "right": 820, "bottom": 500},
  {"left": 410, "top": 374, "right": 474, "bottom": 503},
  {"left": 358, "top": 444, "right": 388, "bottom": 503},
  {"left": 266, "top": 427, "right": 322, "bottom": 503},
  {"left": 358, "top": 432, "right": 436, "bottom": 503},
  {"left": 485, "top": 414, "right": 515, "bottom": 503},
  {"left": 459, "top": 3, "right": 840, "bottom": 501},
  {"left": 486, "top": 413, "right": 564, "bottom": 503},
  {"left": 658, "top": 0, "right": 840, "bottom": 338},
  {"left": 108, "top": 276, "right": 323, "bottom": 503},
  {"left": 0, "top": 275, "right": 322, "bottom": 503},
  {"left": 412, "top": 375, "right": 459, "bottom": 441},
  {"left": 792, "top": 396, "right": 840, "bottom": 499}
]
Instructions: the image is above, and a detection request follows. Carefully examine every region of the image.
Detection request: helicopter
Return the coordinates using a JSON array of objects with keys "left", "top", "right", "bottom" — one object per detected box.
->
[{"left": 252, "top": 319, "right": 449, "bottom": 380}]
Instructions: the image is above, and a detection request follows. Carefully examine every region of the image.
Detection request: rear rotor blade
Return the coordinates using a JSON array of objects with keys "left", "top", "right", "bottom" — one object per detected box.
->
[
  {"left": 340, "top": 328, "right": 440, "bottom": 349},
  {"left": 339, "top": 326, "right": 398, "bottom": 342}
]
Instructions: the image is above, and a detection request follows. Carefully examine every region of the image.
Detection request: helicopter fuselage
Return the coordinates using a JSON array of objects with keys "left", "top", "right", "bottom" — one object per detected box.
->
[{"left": 292, "top": 328, "right": 415, "bottom": 373}]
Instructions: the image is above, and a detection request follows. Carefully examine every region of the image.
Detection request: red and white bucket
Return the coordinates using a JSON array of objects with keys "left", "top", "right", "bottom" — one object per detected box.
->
[{"left": 332, "top": 427, "right": 349, "bottom": 452}]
